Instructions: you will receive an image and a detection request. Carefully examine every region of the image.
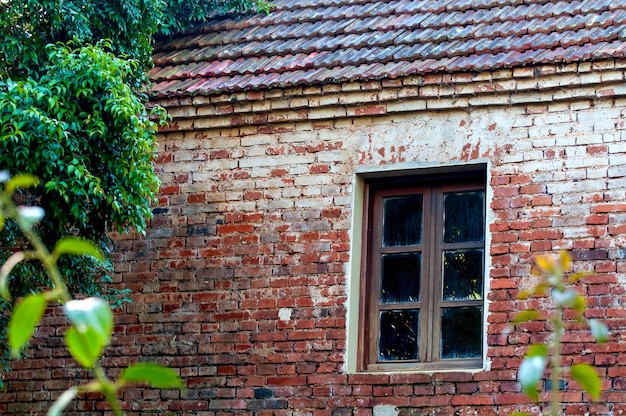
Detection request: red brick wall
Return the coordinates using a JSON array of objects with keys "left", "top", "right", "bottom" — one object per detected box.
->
[{"left": 5, "top": 64, "right": 626, "bottom": 415}]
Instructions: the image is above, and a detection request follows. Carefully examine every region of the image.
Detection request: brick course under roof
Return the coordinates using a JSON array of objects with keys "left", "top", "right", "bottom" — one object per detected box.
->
[{"left": 150, "top": 0, "right": 626, "bottom": 97}]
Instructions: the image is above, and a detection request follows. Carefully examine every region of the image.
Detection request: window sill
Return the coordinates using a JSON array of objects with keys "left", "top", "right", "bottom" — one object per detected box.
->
[{"left": 362, "top": 358, "right": 484, "bottom": 374}]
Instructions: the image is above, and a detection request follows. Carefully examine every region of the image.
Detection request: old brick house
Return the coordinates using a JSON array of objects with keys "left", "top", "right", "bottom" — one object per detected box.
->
[{"left": 6, "top": 0, "right": 626, "bottom": 415}]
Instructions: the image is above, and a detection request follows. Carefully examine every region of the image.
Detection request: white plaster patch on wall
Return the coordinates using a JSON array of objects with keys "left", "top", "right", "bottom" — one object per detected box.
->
[
  {"left": 278, "top": 307, "right": 292, "bottom": 321},
  {"left": 373, "top": 405, "right": 399, "bottom": 416},
  {"left": 344, "top": 107, "right": 521, "bottom": 168}
]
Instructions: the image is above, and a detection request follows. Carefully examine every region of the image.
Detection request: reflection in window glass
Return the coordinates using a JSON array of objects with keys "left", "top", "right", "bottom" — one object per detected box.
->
[
  {"left": 381, "top": 253, "right": 421, "bottom": 303},
  {"left": 440, "top": 307, "right": 482, "bottom": 359},
  {"left": 383, "top": 195, "right": 423, "bottom": 247},
  {"left": 442, "top": 250, "right": 483, "bottom": 301},
  {"left": 379, "top": 310, "right": 419, "bottom": 361},
  {"left": 443, "top": 191, "right": 484, "bottom": 243}
]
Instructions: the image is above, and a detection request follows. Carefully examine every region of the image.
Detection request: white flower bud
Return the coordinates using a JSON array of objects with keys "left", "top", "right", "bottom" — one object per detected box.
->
[{"left": 18, "top": 206, "right": 45, "bottom": 228}]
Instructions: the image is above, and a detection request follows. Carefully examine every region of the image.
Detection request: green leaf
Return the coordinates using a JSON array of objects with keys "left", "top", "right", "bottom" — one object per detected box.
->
[
  {"left": 532, "top": 283, "right": 549, "bottom": 296},
  {"left": 120, "top": 362, "right": 183, "bottom": 389},
  {"left": 5, "top": 174, "right": 39, "bottom": 194},
  {"left": 510, "top": 413, "right": 531, "bottom": 416},
  {"left": 527, "top": 343, "right": 548, "bottom": 358},
  {"left": 513, "top": 310, "right": 540, "bottom": 325},
  {"left": 53, "top": 237, "right": 104, "bottom": 262},
  {"left": 64, "top": 297, "right": 113, "bottom": 347},
  {"left": 570, "top": 363, "right": 601, "bottom": 401},
  {"left": 9, "top": 293, "right": 47, "bottom": 357},
  {"left": 588, "top": 319, "right": 609, "bottom": 344},
  {"left": 518, "top": 353, "right": 547, "bottom": 402},
  {"left": 571, "top": 294, "right": 586, "bottom": 316},
  {"left": 65, "top": 326, "right": 103, "bottom": 368},
  {"left": 558, "top": 250, "right": 572, "bottom": 271},
  {"left": 535, "top": 254, "right": 558, "bottom": 275},
  {"left": 568, "top": 271, "right": 590, "bottom": 284},
  {"left": 47, "top": 387, "right": 78, "bottom": 416}
]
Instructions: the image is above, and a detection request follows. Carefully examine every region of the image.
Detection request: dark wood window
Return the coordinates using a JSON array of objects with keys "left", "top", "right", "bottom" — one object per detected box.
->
[{"left": 359, "top": 171, "right": 486, "bottom": 372}]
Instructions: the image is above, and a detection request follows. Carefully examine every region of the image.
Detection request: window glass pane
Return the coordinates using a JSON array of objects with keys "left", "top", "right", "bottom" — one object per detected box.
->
[
  {"left": 383, "top": 195, "right": 423, "bottom": 247},
  {"left": 440, "top": 307, "right": 482, "bottom": 359},
  {"left": 379, "top": 310, "right": 419, "bottom": 361},
  {"left": 443, "top": 191, "right": 484, "bottom": 243},
  {"left": 381, "top": 253, "right": 421, "bottom": 303},
  {"left": 442, "top": 249, "right": 483, "bottom": 301}
]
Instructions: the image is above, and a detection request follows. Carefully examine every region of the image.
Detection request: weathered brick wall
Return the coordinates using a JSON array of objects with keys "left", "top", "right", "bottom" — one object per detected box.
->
[{"left": 5, "top": 61, "right": 626, "bottom": 415}]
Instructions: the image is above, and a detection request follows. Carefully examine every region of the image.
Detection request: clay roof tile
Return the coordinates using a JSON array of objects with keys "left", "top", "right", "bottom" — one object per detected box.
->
[{"left": 151, "top": 0, "right": 626, "bottom": 95}]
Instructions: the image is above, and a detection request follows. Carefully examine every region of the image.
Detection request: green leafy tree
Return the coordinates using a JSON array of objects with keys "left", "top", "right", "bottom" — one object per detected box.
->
[{"left": 0, "top": 0, "right": 268, "bottom": 381}]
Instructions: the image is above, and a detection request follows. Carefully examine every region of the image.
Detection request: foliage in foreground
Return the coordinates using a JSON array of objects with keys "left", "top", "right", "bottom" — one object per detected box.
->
[
  {"left": 512, "top": 251, "right": 609, "bottom": 416},
  {"left": 0, "top": 38, "right": 164, "bottom": 380},
  {"left": 0, "top": 174, "right": 183, "bottom": 415},
  {"left": 0, "top": 0, "right": 268, "bottom": 380}
]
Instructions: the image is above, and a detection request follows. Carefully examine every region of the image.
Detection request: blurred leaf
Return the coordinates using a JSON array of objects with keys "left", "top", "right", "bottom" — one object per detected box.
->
[
  {"left": 559, "top": 250, "right": 572, "bottom": 272},
  {"left": 119, "top": 362, "right": 183, "bottom": 389},
  {"left": 571, "top": 363, "right": 601, "bottom": 401},
  {"left": 568, "top": 271, "right": 590, "bottom": 284},
  {"left": 588, "top": 319, "right": 609, "bottom": 344},
  {"left": 535, "top": 254, "right": 557, "bottom": 275},
  {"left": 527, "top": 343, "right": 548, "bottom": 358},
  {"left": 9, "top": 293, "right": 47, "bottom": 357},
  {"left": 47, "top": 387, "right": 78, "bottom": 416},
  {"left": 5, "top": 174, "right": 39, "bottom": 194},
  {"left": 518, "top": 355, "right": 547, "bottom": 402},
  {"left": 513, "top": 310, "right": 540, "bottom": 325},
  {"left": 64, "top": 297, "right": 112, "bottom": 346},
  {"left": 530, "top": 265, "right": 542, "bottom": 276},
  {"left": 65, "top": 326, "right": 103, "bottom": 368},
  {"left": 517, "top": 289, "right": 531, "bottom": 300},
  {"left": 572, "top": 294, "right": 586, "bottom": 315},
  {"left": 510, "top": 413, "right": 531, "bottom": 416},
  {"left": 53, "top": 237, "right": 104, "bottom": 262},
  {"left": 531, "top": 282, "right": 549, "bottom": 297}
]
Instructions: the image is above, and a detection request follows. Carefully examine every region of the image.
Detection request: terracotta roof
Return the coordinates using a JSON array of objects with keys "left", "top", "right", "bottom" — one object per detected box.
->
[{"left": 150, "top": 0, "right": 626, "bottom": 97}]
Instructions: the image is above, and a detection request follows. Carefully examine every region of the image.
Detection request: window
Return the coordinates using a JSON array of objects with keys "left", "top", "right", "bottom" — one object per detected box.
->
[{"left": 357, "top": 170, "right": 486, "bottom": 372}]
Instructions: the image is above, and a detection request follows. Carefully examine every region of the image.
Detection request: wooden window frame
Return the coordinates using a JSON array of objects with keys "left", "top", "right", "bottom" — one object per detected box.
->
[{"left": 357, "top": 171, "right": 486, "bottom": 372}]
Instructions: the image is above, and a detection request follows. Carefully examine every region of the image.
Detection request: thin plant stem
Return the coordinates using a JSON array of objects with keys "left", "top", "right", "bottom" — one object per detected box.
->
[
  {"left": 0, "top": 193, "right": 70, "bottom": 301},
  {"left": 549, "top": 308, "right": 563, "bottom": 416},
  {"left": 95, "top": 366, "right": 123, "bottom": 416}
]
